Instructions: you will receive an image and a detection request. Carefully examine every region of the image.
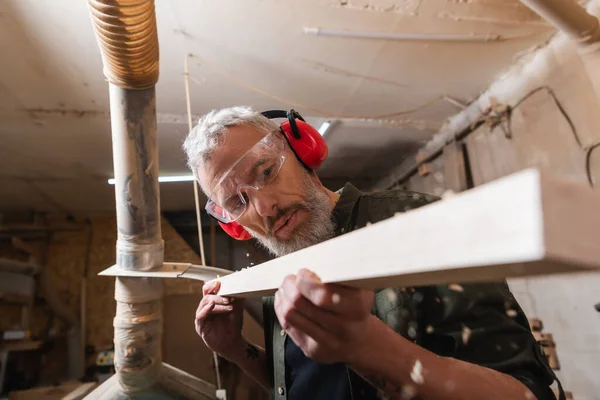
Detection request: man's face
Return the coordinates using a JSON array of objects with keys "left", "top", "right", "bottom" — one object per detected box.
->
[{"left": 198, "top": 124, "right": 336, "bottom": 256}]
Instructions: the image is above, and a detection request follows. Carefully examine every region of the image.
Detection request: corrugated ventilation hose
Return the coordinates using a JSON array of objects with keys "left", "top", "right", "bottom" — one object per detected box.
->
[{"left": 87, "top": 0, "right": 159, "bottom": 89}]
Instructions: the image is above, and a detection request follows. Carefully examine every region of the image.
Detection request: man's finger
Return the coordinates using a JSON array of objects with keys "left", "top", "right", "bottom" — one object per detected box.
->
[
  {"left": 195, "top": 294, "right": 226, "bottom": 317},
  {"left": 280, "top": 275, "right": 342, "bottom": 334},
  {"left": 202, "top": 294, "right": 231, "bottom": 306},
  {"left": 211, "top": 304, "right": 234, "bottom": 314},
  {"left": 197, "top": 301, "right": 216, "bottom": 320},
  {"left": 275, "top": 291, "right": 339, "bottom": 360},
  {"left": 196, "top": 301, "right": 234, "bottom": 320},
  {"left": 274, "top": 290, "right": 337, "bottom": 346},
  {"left": 295, "top": 269, "right": 363, "bottom": 317},
  {"left": 202, "top": 280, "right": 221, "bottom": 296}
]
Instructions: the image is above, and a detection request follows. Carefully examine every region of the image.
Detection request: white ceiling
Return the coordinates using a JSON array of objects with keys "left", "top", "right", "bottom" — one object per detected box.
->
[{"left": 0, "top": 0, "right": 553, "bottom": 215}]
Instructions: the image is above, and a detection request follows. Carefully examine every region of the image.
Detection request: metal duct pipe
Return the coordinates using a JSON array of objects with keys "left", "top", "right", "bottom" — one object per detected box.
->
[
  {"left": 519, "top": 0, "right": 600, "bottom": 44},
  {"left": 110, "top": 85, "right": 164, "bottom": 393},
  {"left": 87, "top": 0, "right": 163, "bottom": 394}
]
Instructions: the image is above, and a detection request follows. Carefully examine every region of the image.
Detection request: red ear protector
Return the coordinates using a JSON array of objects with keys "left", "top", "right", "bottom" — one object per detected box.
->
[
  {"left": 261, "top": 109, "right": 328, "bottom": 170},
  {"left": 218, "top": 109, "right": 328, "bottom": 240},
  {"left": 218, "top": 219, "right": 253, "bottom": 241}
]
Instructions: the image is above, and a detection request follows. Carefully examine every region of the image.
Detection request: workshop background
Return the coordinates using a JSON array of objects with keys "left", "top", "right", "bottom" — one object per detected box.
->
[{"left": 1, "top": 0, "right": 599, "bottom": 399}]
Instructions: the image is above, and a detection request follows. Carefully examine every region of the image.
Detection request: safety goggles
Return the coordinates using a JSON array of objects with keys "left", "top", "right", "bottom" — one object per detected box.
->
[{"left": 205, "top": 131, "right": 286, "bottom": 223}]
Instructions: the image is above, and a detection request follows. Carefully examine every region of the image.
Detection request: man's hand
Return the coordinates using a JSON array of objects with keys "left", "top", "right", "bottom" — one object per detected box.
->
[
  {"left": 195, "top": 280, "right": 245, "bottom": 361},
  {"left": 274, "top": 268, "right": 376, "bottom": 364}
]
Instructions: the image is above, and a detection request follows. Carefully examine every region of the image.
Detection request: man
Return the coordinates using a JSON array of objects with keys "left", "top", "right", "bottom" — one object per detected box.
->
[{"left": 183, "top": 106, "right": 561, "bottom": 400}]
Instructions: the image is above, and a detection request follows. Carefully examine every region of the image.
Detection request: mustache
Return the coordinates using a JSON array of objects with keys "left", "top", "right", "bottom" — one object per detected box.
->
[{"left": 265, "top": 203, "right": 307, "bottom": 234}]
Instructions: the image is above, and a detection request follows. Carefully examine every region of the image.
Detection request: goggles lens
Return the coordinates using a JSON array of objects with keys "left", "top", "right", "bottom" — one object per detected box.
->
[{"left": 205, "top": 132, "right": 286, "bottom": 223}]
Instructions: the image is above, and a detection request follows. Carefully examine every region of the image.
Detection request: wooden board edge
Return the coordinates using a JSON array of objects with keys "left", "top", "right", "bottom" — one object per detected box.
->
[
  {"left": 214, "top": 169, "right": 556, "bottom": 297},
  {"left": 541, "top": 172, "right": 600, "bottom": 268}
]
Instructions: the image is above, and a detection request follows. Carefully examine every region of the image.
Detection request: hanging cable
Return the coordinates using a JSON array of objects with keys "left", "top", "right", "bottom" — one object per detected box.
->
[
  {"left": 389, "top": 86, "right": 598, "bottom": 187},
  {"left": 184, "top": 54, "right": 207, "bottom": 268},
  {"left": 184, "top": 53, "right": 222, "bottom": 391},
  {"left": 586, "top": 142, "right": 600, "bottom": 187}
]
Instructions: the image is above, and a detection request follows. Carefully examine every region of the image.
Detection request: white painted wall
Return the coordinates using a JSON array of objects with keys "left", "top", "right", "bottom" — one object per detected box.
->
[
  {"left": 509, "top": 274, "right": 600, "bottom": 399},
  {"left": 476, "top": 33, "right": 600, "bottom": 399},
  {"left": 461, "top": 23, "right": 600, "bottom": 400}
]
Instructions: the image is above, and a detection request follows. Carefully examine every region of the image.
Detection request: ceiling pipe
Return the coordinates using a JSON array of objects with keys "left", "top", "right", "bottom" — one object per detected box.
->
[
  {"left": 519, "top": 0, "right": 600, "bottom": 44},
  {"left": 519, "top": 0, "right": 600, "bottom": 138},
  {"left": 303, "top": 27, "right": 510, "bottom": 42}
]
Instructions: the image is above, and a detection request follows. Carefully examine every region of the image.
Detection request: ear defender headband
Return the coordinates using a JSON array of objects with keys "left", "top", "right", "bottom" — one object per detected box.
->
[{"left": 217, "top": 109, "right": 329, "bottom": 240}]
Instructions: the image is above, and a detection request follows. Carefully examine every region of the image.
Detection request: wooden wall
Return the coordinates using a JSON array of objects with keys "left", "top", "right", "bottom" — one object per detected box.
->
[
  {"left": 1, "top": 216, "right": 266, "bottom": 398},
  {"left": 390, "top": 35, "right": 600, "bottom": 399}
]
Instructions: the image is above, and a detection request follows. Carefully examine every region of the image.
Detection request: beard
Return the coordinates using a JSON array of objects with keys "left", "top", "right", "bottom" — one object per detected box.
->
[{"left": 245, "top": 172, "right": 336, "bottom": 257}]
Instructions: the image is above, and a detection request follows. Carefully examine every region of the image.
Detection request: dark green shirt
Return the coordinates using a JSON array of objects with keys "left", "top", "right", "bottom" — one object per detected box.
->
[{"left": 263, "top": 183, "right": 560, "bottom": 400}]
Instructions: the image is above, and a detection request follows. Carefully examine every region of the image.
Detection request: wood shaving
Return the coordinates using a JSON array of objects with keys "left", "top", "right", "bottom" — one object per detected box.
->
[
  {"left": 402, "top": 384, "right": 417, "bottom": 398},
  {"left": 461, "top": 325, "right": 471, "bottom": 345},
  {"left": 410, "top": 360, "right": 424, "bottom": 385},
  {"left": 386, "top": 290, "right": 398, "bottom": 303},
  {"left": 506, "top": 309, "right": 518, "bottom": 318},
  {"left": 331, "top": 293, "right": 341, "bottom": 305},
  {"left": 408, "top": 325, "right": 418, "bottom": 339},
  {"left": 442, "top": 190, "right": 456, "bottom": 199},
  {"left": 448, "top": 283, "right": 464, "bottom": 292}
]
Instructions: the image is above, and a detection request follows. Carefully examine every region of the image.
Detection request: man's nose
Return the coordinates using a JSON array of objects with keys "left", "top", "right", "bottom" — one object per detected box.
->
[{"left": 246, "top": 188, "right": 277, "bottom": 218}]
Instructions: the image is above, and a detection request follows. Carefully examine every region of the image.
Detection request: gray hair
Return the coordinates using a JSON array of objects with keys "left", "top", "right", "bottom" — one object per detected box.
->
[{"left": 182, "top": 106, "right": 279, "bottom": 180}]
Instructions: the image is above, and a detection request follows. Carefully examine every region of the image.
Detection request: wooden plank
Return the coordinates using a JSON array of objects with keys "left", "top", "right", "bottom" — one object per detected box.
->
[
  {"left": 83, "top": 364, "right": 216, "bottom": 399},
  {"left": 443, "top": 140, "right": 468, "bottom": 193},
  {"left": 0, "top": 258, "right": 39, "bottom": 276},
  {"left": 8, "top": 382, "right": 83, "bottom": 400},
  {"left": 0, "top": 293, "right": 32, "bottom": 305},
  {"left": 61, "top": 382, "right": 97, "bottom": 400},
  {"left": 159, "top": 363, "right": 216, "bottom": 400},
  {"left": 213, "top": 169, "right": 600, "bottom": 298},
  {"left": 0, "top": 340, "right": 42, "bottom": 352},
  {"left": 81, "top": 374, "right": 121, "bottom": 400},
  {"left": 0, "top": 272, "right": 35, "bottom": 299}
]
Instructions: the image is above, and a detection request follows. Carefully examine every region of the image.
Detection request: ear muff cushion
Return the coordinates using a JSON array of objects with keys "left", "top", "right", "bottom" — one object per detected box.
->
[
  {"left": 218, "top": 221, "right": 252, "bottom": 241},
  {"left": 280, "top": 120, "right": 328, "bottom": 170}
]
